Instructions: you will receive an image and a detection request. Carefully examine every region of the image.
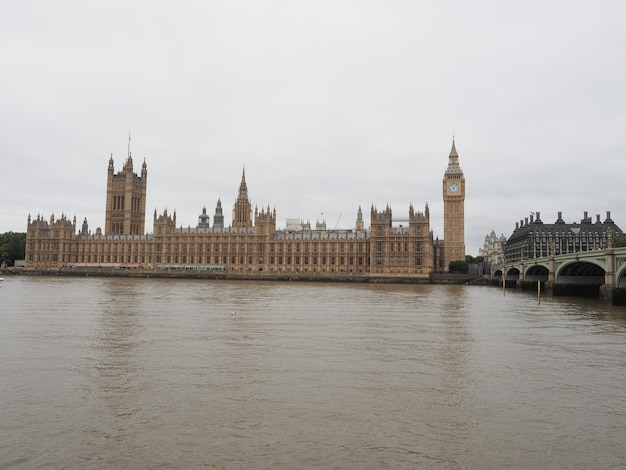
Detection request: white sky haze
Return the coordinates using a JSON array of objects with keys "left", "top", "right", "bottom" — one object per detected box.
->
[{"left": 1, "top": 1, "right": 625, "bottom": 255}]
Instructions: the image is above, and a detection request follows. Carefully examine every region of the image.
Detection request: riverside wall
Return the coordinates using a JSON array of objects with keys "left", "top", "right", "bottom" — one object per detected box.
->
[{"left": 5, "top": 267, "right": 482, "bottom": 285}]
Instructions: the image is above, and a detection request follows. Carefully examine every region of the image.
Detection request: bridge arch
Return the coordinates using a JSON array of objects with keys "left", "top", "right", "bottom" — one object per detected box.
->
[
  {"left": 492, "top": 267, "right": 520, "bottom": 282},
  {"left": 617, "top": 262, "right": 626, "bottom": 288},
  {"left": 525, "top": 264, "right": 549, "bottom": 281},
  {"left": 555, "top": 260, "right": 605, "bottom": 285},
  {"left": 504, "top": 267, "right": 520, "bottom": 282}
]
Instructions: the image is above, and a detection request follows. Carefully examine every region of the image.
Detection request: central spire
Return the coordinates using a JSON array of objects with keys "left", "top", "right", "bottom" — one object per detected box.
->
[
  {"left": 238, "top": 166, "right": 248, "bottom": 198},
  {"left": 233, "top": 166, "right": 252, "bottom": 228}
]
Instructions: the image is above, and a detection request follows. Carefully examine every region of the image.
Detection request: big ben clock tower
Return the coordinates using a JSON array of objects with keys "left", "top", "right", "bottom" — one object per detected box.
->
[{"left": 442, "top": 138, "right": 466, "bottom": 269}]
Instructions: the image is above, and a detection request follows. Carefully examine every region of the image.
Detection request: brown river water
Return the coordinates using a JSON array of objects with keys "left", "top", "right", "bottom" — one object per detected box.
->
[{"left": 1, "top": 276, "right": 625, "bottom": 469}]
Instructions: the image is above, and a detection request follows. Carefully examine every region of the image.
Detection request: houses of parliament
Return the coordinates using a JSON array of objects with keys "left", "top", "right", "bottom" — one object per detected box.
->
[{"left": 25, "top": 141, "right": 466, "bottom": 279}]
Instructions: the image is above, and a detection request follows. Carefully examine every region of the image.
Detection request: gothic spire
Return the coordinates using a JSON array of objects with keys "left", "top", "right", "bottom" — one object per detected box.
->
[
  {"left": 449, "top": 137, "right": 458, "bottom": 158},
  {"left": 445, "top": 137, "right": 463, "bottom": 174},
  {"left": 238, "top": 167, "right": 248, "bottom": 198}
]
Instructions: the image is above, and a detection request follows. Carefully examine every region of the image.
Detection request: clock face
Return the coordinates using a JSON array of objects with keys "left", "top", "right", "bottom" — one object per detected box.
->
[{"left": 448, "top": 182, "right": 460, "bottom": 194}]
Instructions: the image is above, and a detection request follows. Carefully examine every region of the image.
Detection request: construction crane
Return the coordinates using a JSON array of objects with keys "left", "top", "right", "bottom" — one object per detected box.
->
[{"left": 334, "top": 213, "right": 342, "bottom": 229}]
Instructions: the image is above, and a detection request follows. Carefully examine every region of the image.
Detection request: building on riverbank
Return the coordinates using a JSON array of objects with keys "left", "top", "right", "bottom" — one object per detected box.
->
[
  {"left": 503, "top": 211, "right": 623, "bottom": 263},
  {"left": 479, "top": 230, "right": 506, "bottom": 267},
  {"left": 25, "top": 141, "right": 466, "bottom": 278}
]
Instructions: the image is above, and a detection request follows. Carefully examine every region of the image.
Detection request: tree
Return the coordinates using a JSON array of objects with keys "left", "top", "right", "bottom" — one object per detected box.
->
[
  {"left": 0, "top": 232, "right": 26, "bottom": 265},
  {"left": 612, "top": 235, "right": 626, "bottom": 248},
  {"left": 448, "top": 260, "right": 468, "bottom": 273},
  {"left": 465, "top": 255, "right": 484, "bottom": 264}
]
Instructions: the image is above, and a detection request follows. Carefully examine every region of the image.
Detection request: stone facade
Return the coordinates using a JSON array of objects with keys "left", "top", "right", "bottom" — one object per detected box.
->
[
  {"left": 479, "top": 230, "right": 506, "bottom": 267},
  {"left": 104, "top": 155, "right": 147, "bottom": 235},
  {"left": 26, "top": 142, "right": 465, "bottom": 278}
]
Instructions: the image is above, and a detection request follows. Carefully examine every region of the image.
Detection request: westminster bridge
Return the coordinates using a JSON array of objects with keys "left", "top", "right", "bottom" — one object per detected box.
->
[{"left": 492, "top": 247, "right": 626, "bottom": 303}]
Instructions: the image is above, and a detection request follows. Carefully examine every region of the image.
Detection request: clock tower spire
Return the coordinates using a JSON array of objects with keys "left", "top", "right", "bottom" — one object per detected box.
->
[{"left": 442, "top": 138, "right": 466, "bottom": 270}]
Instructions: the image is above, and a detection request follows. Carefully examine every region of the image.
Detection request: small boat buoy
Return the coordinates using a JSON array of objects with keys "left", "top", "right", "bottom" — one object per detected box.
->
[{"left": 231, "top": 311, "right": 236, "bottom": 316}]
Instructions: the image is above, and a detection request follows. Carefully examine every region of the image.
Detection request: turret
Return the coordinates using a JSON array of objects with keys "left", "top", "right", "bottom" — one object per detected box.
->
[
  {"left": 153, "top": 208, "right": 176, "bottom": 236},
  {"left": 254, "top": 205, "right": 277, "bottom": 235},
  {"left": 213, "top": 198, "right": 224, "bottom": 229},
  {"left": 197, "top": 206, "right": 210, "bottom": 228},
  {"left": 356, "top": 206, "right": 364, "bottom": 230}
]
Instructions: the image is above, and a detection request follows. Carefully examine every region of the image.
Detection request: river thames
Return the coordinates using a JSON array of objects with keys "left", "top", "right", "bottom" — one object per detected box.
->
[{"left": 1, "top": 276, "right": 625, "bottom": 469}]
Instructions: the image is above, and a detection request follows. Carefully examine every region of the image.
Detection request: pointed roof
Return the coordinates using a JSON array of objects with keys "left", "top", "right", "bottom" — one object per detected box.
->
[
  {"left": 449, "top": 138, "right": 458, "bottom": 158},
  {"left": 445, "top": 137, "right": 463, "bottom": 175},
  {"left": 238, "top": 166, "right": 248, "bottom": 198}
]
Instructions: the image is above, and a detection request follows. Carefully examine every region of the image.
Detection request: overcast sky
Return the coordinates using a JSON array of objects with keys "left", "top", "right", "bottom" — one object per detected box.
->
[{"left": 2, "top": 1, "right": 625, "bottom": 255}]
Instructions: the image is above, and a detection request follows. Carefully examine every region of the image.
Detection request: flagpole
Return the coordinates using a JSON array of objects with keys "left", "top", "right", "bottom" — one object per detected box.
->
[{"left": 128, "top": 132, "right": 131, "bottom": 158}]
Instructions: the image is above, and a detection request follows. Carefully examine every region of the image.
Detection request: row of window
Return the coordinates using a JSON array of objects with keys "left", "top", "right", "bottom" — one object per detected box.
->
[
  {"left": 505, "top": 239, "right": 609, "bottom": 262},
  {"left": 31, "top": 251, "right": 429, "bottom": 268},
  {"left": 53, "top": 241, "right": 370, "bottom": 255},
  {"left": 31, "top": 239, "right": 431, "bottom": 260},
  {"left": 109, "top": 195, "right": 142, "bottom": 211},
  {"left": 30, "top": 253, "right": 368, "bottom": 267},
  {"left": 376, "top": 242, "right": 423, "bottom": 252},
  {"left": 375, "top": 256, "right": 422, "bottom": 266}
]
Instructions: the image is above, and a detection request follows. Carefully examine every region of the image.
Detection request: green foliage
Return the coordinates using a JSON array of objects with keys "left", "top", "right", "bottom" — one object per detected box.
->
[
  {"left": 0, "top": 232, "right": 26, "bottom": 265},
  {"left": 448, "top": 260, "right": 468, "bottom": 273},
  {"left": 612, "top": 235, "right": 626, "bottom": 248},
  {"left": 466, "top": 255, "right": 484, "bottom": 264}
]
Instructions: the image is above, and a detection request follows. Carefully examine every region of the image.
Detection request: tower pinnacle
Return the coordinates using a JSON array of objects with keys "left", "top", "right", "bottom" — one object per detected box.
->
[
  {"left": 238, "top": 167, "right": 248, "bottom": 199},
  {"left": 449, "top": 137, "right": 458, "bottom": 158}
]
